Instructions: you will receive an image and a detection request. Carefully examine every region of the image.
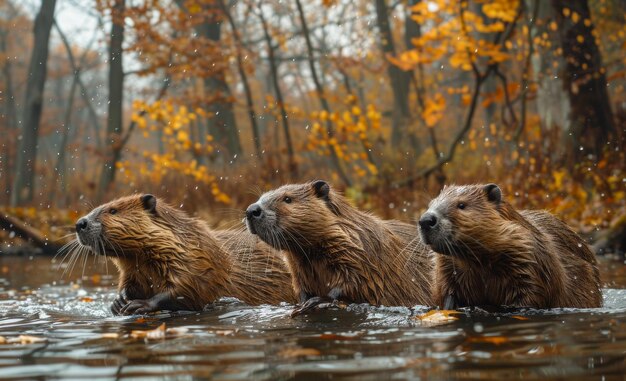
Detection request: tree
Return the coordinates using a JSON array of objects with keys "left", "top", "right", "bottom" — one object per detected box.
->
[
  {"left": 0, "top": 4, "right": 19, "bottom": 203},
  {"left": 295, "top": 0, "right": 351, "bottom": 186},
  {"left": 257, "top": 3, "right": 297, "bottom": 178},
  {"left": 97, "top": 0, "right": 125, "bottom": 202},
  {"left": 11, "top": 0, "right": 57, "bottom": 206},
  {"left": 551, "top": 0, "right": 615, "bottom": 158},
  {"left": 220, "top": 0, "right": 262, "bottom": 159},
  {"left": 175, "top": 0, "right": 242, "bottom": 160},
  {"left": 374, "top": 0, "right": 411, "bottom": 147}
]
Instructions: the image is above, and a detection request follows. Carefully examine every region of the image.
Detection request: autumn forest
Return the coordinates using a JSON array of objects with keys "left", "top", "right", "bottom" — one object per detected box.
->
[{"left": 0, "top": 0, "right": 625, "bottom": 251}]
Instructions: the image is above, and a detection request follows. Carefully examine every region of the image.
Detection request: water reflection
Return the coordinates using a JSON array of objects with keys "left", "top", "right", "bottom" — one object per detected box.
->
[{"left": 0, "top": 255, "right": 625, "bottom": 379}]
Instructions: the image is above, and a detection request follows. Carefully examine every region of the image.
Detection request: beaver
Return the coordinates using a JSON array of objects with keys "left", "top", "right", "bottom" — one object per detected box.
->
[
  {"left": 418, "top": 183, "right": 602, "bottom": 309},
  {"left": 71, "top": 194, "right": 296, "bottom": 315},
  {"left": 245, "top": 180, "right": 433, "bottom": 314}
]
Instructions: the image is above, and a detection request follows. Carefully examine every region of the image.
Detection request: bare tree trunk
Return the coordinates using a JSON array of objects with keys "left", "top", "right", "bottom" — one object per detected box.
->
[
  {"left": 295, "top": 0, "right": 351, "bottom": 186},
  {"left": 220, "top": 0, "right": 262, "bottom": 159},
  {"left": 532, "top": 0, "right": 570, "bottom": 143},
  {"left": 0, "top": 28, "right": 17, "bottom": 204},
  {"left": 97, "top": 0, "right": 125, "bottom": 202},
  {"left": 375, "top": 0, "right": 411, "bottom": 147},
  {"left": 50, "top": 19, "right": 91, "bottom": 206},
  {"left": 258, "top": 5, "right": 297, "bottom": 178},
  {"left": 551, "top": 0, "right": 615, "bottom": 159},
  {"left": 338, "top": 69, "right": 377, "bottom": 167},
  {"left": 50, "top": 74, "right": 77, "bottom": 206},
  {"left": 11, "top": 0, "right": 57, "bottom": 206},
  {"left": 175, "top": 0, "right": 241, "bottom": 159}
]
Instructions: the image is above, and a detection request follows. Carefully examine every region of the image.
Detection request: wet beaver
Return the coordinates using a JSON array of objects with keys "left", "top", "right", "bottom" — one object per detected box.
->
[
  {"left": 418, "top": 184, "right": 602, "bottom": 309},
  {"left": 72, "top": 194, "right": 296, "bottom": 315},
  {"left": 245, "top": 180, "right": 433, "bottom": 313}
]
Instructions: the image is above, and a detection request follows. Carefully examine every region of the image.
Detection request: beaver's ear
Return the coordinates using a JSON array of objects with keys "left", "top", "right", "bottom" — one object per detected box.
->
[
  {"left": 484, "top": 184, "right": 501, "bottom": 204},
  {"left": 141, "top": 194, "right": 157, "bottom": 213},
  {"left": 312, "top": 180, "right": 330, "bottom": 200}
]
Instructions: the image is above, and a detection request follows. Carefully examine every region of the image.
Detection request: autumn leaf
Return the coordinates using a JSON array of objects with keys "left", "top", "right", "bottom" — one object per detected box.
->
[
  {"left": 468, "top": 336, "right": 509, "bottom": 345},
  {"left": 131, "top": 323, "right": 166, "bottom": 339},
  {"left": 278, "top": 348, "right": 321, "bottom": 358},
  {"left": 511, "top": 315, "right": 529, "bottom": 321},
  {"left": 17, "top": 336, "right": 46, "bottom": 344},
  {"left": 422, "top": 93, "right": 446, "bottom": 127},
  {"left": 416, "top": 310, "right": 460, "bottom": 326}
]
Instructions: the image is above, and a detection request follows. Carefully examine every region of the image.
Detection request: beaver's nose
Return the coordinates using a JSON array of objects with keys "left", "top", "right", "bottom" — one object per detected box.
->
[
  {"left": 76, "top": 217, "right": 89, "bottom": 232},
  {"left": 419, "top": 213, "right": 438, "bottom": 231},
  {"left": 246, "top": 204, "right": 264, "bottom": 220}
]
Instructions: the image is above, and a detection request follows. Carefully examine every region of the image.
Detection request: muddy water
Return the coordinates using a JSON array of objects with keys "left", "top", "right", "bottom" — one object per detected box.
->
[{"left": 1, "top": 255, "right": 626, "bottom": 380}]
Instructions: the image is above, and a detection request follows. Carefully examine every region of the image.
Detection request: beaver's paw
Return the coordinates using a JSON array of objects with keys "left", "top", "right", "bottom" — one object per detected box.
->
[
  {"left": 119, "top": 299, "right": 158, "bottom": 315},
  {"left": 290, "top": 296, "right": 329, "bottom": 317},
  {"left": 110, "top": 289, "right": 130, "bottom": 315}
]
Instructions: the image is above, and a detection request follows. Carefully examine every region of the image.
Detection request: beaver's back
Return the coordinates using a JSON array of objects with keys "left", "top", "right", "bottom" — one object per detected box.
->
[{"left": 521, "top": 210, "right": 602, "bottom": 307}]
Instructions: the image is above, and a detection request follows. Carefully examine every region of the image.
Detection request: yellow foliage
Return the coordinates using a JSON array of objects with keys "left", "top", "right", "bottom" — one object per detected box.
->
[
  {"left": 482, "top": 0, "right": 520, "bottom": 23},
  {"left": 120, "top": 98, "right": 230, "bottom": 204},
  {"left": 422, "top": 93, "right": 446, "bottom": 127}
]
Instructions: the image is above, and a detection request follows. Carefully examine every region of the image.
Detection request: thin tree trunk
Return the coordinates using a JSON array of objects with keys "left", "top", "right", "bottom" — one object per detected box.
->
[
  {"left": 515, "top": 0, "right": 539, "bottom": 142},
  {"left": 11, "top": 0, "right": 57, "bottom": 206},
  {"left": 220, "top": 0, "right": 262, "bottom": 159},
  {"left": 97, "top": 0, "right": 125, "bottom": 202},
  {"left": 375, "top": 0, "right": 411, "bottom": 147},
  {"left": 551, "top": 0, "right": 615, "bottom": 158},
  {"left": 50, "top": 19, "right": 91, "bottom": 206},
  {"left": 338, "top": 69, "right": 377, "bottom": 167},
  {"left": 258, "top": 5, "right": 297, "bottom": 178},
  {"left": 175, "top": 0, "right": 242, "bottom": 159},
  {"left": 294, "top": 0, "right": 351, "bottom": 186},
  {"left": 50, "top": 74, "right": 77, "bottom": 206},
  {"left": 0, "top": 29, "right": 17, "bottom": 204}
]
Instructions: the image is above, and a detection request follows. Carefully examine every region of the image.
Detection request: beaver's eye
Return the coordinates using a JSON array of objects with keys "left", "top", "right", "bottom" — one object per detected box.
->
[
  {"left": 283, "top": 196, "right": 292, "bottom": 204},
  {"left": 109, "top": 208, "right": 118, "bottom": 215},
  {"left": 457, "top": 203, "right": 466, "bottom": 210}
]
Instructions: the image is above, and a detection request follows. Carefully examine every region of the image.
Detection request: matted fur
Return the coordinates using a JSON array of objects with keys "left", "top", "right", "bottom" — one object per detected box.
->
[
  {"left": 421, "top": 184, "right": 602, "bottom": 309},
  {"left": 75, "top": 195, "right": 296, "bottom": 311},
  {"left": 246, "top": 181, "right": 434, "bottom": 306}
]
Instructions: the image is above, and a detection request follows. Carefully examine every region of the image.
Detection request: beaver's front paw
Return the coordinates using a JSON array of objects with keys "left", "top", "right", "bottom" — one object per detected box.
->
[
  {"left": 119, "top": 299, "right": 158, "bottom": 315},
  {"left": 110, "top": 289, "right": 129, "bottom": 315}
]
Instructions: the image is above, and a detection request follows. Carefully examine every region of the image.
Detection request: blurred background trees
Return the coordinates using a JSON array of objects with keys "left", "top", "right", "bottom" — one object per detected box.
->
[{"left": 0, "top": 0, "right": 624, "bottom": 234}]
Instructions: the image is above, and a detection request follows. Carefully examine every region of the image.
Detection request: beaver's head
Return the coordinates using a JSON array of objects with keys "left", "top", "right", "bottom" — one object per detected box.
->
[
  {"left": 419, "top": 184, "right": 505, "bottom": 257},
  {"left": 74, "top": 194, "right": 164, "bottom": 257},
  {"left": 245, "top": 180, "right": 338, "bottom": 252}
]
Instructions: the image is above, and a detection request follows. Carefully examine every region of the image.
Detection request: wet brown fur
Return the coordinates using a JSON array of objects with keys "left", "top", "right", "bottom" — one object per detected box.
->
[
  {"left": 426, "top": 184, "right": 602, "bottom": 309},
  {"left": 92, "top": 195, "right": 296, "bottom": 309},
  {"left": 250, "top": 182, "right": 433, "bottom": 306}
]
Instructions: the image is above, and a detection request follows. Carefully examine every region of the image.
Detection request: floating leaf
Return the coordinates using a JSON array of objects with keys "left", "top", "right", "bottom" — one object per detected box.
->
[
  {"left": 279, "top": 348, "right": 321, "bottom": 358},
  {"left": 416, "top": 310, "right": 460, "bottom": 326},
  {"left": 131, "top": 323, "right": 166, "bottom": 339}
]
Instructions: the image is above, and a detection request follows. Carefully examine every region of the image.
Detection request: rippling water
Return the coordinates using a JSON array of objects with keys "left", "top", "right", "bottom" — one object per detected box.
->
[{"left": 1, "top": 255, "right": 626, "bottom": 380}]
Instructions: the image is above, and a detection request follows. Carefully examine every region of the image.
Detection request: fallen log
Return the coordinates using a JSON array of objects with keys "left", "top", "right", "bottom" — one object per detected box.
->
[{"left": 0, "top": 214, "right": 62, "bottom": 255}]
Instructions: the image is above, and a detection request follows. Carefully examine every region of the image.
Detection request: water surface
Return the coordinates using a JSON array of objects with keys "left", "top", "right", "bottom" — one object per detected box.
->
[{"left": 1, "top": 255, "right": 626, "bottom": 380}]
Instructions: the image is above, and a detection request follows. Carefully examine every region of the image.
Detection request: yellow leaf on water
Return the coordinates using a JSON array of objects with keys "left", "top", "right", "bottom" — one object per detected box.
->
[
  {"left": 278, "top": 348, "right": 321, "bottom": 358},
  {"left": 468, "top": 336, "right": 509, "bottom": 345},
  {"left": 215, "top": 329, "right": 237, "bottom": 336},
  {"left": 416, "top": 309, "right": 460, "bottom": 326},
  {"left": 131, "top": 323, "right": 166, "bottom": 339},
  {"left": 17, "top": 335, "right": 47, "bottom": 344}
]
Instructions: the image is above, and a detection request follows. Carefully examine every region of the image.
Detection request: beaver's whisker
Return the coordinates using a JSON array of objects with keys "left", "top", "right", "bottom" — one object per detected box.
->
[{"left": 281, "top": 229, "right": 312, "bottom": 267}]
